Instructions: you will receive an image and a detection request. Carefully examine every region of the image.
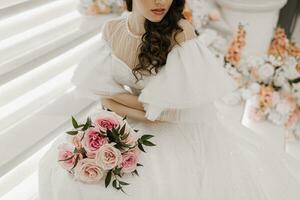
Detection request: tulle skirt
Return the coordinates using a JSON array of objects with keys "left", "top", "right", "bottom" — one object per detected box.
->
[{"left": 38, "top": 104, "right": 300, "bottom": 200}]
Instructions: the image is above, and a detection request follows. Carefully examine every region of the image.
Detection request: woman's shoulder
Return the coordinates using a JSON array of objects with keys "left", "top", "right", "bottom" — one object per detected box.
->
[
  {"left": 102, "top": 14, "right": 127, "bottom": 41},
  {"left": 174, "top": 19, "right": 197, "bottom": 44}
]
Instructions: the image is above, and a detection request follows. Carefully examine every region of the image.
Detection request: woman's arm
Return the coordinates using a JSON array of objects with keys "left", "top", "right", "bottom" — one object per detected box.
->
[
  {"left": 101, "top": 98, "right": 160, "bottom": 124},
  {"left": 108, "top": 93, "right": 145, "bottom": 111}
]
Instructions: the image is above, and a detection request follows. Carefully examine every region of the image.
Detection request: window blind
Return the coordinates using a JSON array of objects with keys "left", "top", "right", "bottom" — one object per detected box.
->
[{"left": 0, "top": 0, "right": 116, "bottom": 198}]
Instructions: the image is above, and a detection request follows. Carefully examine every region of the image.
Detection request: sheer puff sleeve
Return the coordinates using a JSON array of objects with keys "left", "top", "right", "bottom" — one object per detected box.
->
[
  {"left": 71, "top": 25, "right": 127, "bottom": 101},
  {"left": 138, "top": 34, "right": 237, "bottom": 122}
]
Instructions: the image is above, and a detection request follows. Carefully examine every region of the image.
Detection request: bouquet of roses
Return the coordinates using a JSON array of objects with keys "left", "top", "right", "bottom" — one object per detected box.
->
[
  {"left": 58, "top": 109, "right": 155, "bottom": 193},
  {"left": 77, "top": 0, "right": 124, "bottom": 16},
  {"left": 224, "top": 25, "right": 300, "bottom": 140}
]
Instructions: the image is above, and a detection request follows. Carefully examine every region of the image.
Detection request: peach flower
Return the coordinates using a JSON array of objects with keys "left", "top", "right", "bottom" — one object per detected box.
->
[
  {"left": 225, "top": 25, "right": 246, "bottom": 66},
  {"left": 75, "top": 159, "right": 104, "bottom": 183},
  {"left": 95, "top": 144, "right": 122, "bottom": 170},
  {"left": 268, "top": 27, "right": 289, "bottom": 59},
  {"left": 259, "top": 85, "right": 274, "bottom": 108},
  {"left": 285, "top": 108, "right": 300, "bottom": 129}
]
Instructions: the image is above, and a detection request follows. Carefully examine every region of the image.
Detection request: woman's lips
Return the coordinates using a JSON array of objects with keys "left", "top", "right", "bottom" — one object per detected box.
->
[{"left": 151, "top": 8, "right": 166, "bottom": 16}]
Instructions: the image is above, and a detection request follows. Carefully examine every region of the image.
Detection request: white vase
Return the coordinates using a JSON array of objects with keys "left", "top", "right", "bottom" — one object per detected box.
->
[{"left": 216, "top": 0, "right": 287, "bottom": 56}]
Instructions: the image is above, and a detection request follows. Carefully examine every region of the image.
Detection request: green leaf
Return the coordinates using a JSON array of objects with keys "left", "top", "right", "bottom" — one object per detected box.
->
[
  {"left": 58, "top": 155, "right": 74, "bottom": 162},
  {"left": 112, "top": 179, "right": 117, "bottom": 189},
  {"left": 71, "top": 116, "right": 79, "bottom": 128},
  {"left": 113, "top": 168, "right": 122, "bottom": 176},
  {"left": 87, "top": 117, "right": 92, "bottom": 126},
  {"left": 121, "top": 132, "right": 129, "bottom": 140},
  {"left": 107, "top": 129, "right": 118, "bottom": 143},
  {"left": 71, "top": 155, "right": 80, "bottom": 170},
  {"left": 137, "top": 163, "right": 143, "bottom": 167},
  {"left": 119, "top": 124, "right": 126, "bottom": 135},
  {"left": 141, "top": 134, "right": 154, "bottom": 141},
  {"left": 111, "top": 128, "right": 120, "bottom": 143},
  {"left": 121, "top": 143, "right": 131, "bottom": 148},
  {"left": 122, "top": 115, "right": 127, "bottom": 120},
  {"left": 134, "top": 129, "right": 139, "bottom": 132},
  {"left": 142, "top": 140, "right": 156, "bottom": 146},
  {"left": 120, "top": 188, "right": 126, "bottom": 194},
  {"left": 138, "top": 143, "right": 146, "bottom": 153},
  {"left": 132, "top": 170, "right": 139, "bottom": 176},
  {"left": 119, "top": 181, "right": 130, "bottom": 186},
  {"left": 105, "top": 171, "right": 112, "bottom": 188},
  {"left": 106, "top": 129, "right": 114, "bottom": 142},
  {"left": 66, "top": 131, "right": 78, "bottom": 136},
  {"left": 82, "top": 117, "right": 92, "bottom": 131},
  {"left": 73, "top": 148, "right": 78, "bottom": 154},
  {"left": 82, "top": 123, "right": 89, "bottom": 131}
]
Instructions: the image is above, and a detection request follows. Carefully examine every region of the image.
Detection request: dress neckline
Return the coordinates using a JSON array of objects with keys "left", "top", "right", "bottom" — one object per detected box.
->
[{"left": 125, "top": 13, "right": 143, "bottom": 39}]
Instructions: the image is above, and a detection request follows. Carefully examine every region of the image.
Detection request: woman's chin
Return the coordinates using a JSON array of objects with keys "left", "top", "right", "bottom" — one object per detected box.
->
[{"left": 146, "top": 14, "right": 166, "bottom": 23}]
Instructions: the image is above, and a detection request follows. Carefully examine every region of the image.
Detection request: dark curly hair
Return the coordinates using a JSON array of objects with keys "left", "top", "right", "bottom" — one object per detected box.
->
[{"left": 124, "top": 0, "right": 186, "bottom": 81}]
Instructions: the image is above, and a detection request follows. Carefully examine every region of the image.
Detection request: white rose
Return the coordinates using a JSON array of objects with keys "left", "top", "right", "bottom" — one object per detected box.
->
[
  {"left": 268, "top": 55, "right": 283, "bottom": 66},
  {"left": 274, "top": 71, "right": 286, "bottom": 87},
  {"left": 74, "top": 159, "right": 104, "bottom": 183},
  {"left": 283, "top": 57, "right": 298, "bottom": 79},
  {"left": 267, "top": 110, "right": 286, "bottom": 125},
  {"left": 258, "top": 63, "right": 274, "bottom": 82},
  {"left": 95, "top": 144, "right": 122, "bottom": 170},
  {"left": 249, "top": 82, "right": 261, "bottom": 94},
  {"left": 276, "top": 100, "right": 293, "bottom": 115}
]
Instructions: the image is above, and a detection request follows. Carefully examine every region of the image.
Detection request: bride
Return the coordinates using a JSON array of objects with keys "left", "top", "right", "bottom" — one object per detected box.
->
[{"left": 39, "top": 0, "right": 300, "bottom": 199}]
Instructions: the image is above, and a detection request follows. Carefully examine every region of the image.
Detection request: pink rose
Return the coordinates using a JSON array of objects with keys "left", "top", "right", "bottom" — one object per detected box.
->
[
  {"left": 82, "top": 128, "right": 108, "bottom": 158},
  {"left": 95, "top": 144, "right": 122, "bottom": 170},
  {"left": 120, "top": 151, "right": 139, "bottom": 173},
  {"left": 74, "top": 159, "right": 104, "bottom": 183},
  {"left": 93, "top": 111, "right": 123, "bottom": 132},
  {"left": 58, "top": 144, "right": 76, "bottom": 171}
]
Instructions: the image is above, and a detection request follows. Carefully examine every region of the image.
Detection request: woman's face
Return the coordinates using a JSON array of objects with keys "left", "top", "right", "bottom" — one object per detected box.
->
[{"left": 133, "top": 0, "right": 173, "bottom": 22}]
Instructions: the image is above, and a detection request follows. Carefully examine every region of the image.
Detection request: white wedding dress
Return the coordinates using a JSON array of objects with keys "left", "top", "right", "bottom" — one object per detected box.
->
[{"left": 39, "top": 14, "right": 300, "bottom": 200}]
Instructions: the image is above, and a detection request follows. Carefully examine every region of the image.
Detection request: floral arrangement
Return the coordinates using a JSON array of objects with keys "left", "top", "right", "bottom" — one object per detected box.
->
[
  {"left": 224, "top": 26, "right": 300, "bottom": 141},
  {"left": 58, "top": 109, "right": 155, "bottom": 193},
  {"left": 77, "top": 0, "right": 124, "bottom": 16}
]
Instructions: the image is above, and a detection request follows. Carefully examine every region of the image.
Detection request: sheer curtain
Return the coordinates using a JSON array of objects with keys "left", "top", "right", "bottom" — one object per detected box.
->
[{"left": 0, "top": 0, "right": 115, "bottom": 199}]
